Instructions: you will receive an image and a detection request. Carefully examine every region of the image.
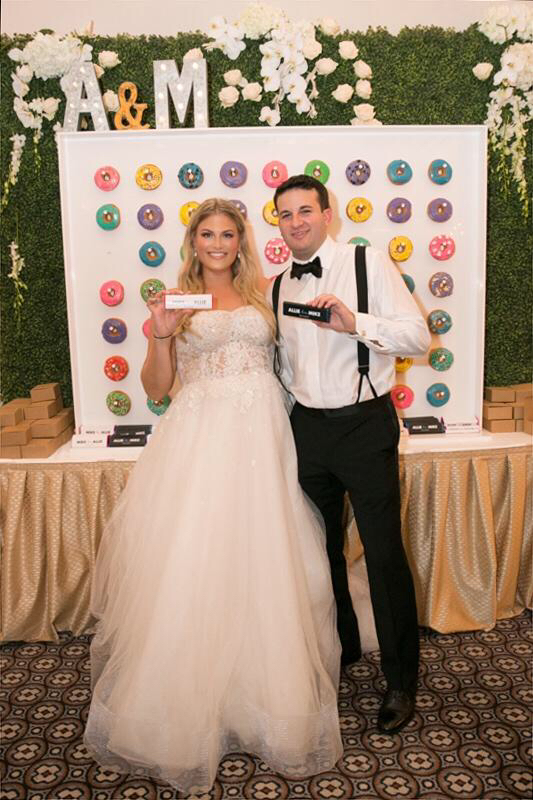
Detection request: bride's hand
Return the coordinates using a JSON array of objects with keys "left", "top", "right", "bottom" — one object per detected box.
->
[{"left": 146, "top": 290, "right": 193, "bottom": 338}]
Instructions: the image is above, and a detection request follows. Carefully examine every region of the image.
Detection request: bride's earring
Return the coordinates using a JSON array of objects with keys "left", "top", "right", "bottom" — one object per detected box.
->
[{"left": 193, "top": 250, "right": 198, "bottom": 258}]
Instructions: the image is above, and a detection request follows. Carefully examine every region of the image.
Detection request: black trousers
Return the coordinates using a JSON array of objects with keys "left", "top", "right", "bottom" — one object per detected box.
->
[{"left": 290, "top": 392, "right": 419, "bottom": 694}]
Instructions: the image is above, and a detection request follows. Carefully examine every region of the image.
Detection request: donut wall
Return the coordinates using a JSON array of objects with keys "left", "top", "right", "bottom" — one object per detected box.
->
[{"left": 57, "top": 126, "right": 486, "bottom": 429}]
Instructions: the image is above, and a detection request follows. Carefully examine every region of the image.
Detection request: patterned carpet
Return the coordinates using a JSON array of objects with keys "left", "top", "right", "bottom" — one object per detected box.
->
[{"left": 1, "top": 610, "right": 531, "bottom": 800}]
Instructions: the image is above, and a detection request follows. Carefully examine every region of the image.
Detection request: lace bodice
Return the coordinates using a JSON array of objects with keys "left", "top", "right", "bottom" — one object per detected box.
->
[{"left": 175, "top": 306, "right": 273, "bottom": 386}]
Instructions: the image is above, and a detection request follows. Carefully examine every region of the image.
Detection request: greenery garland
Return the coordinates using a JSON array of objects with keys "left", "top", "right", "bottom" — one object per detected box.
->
[{"left": 0, "top": 24, "right": 531, "bottom": 406}]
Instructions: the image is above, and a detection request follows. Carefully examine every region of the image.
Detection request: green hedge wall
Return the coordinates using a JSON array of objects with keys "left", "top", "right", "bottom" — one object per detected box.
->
[{"left": 1, "top": 26, "right": 531, "bottom": 407}]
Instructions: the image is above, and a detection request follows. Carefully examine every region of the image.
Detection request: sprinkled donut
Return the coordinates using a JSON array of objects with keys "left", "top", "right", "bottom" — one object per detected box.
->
[
  {"left": 428, "top": 159, "right": 452, "bottom": 185},
  {"left": 401, "top": 274, "right": 415, "bottom": 293},
  {"left": 429, "top": 271, "right": 454, "bottom": 298},
  {"left": 264, "top": 237, "right": 290, "bottom": 265},
  {"left": 139, "top": 241, "right": 166, "bottom": 267},
  {"left": 427, "top": 309, "right": 452, "bottom": 334},
  {"left": 389, "top": 236, "right": 413, "bottom": 262},
  {"left": 349, "top": 236, "right": 371, "bottom": 246},
  {"left": 140, "top": 278, "right": 166, "bottom": 302},
  {"left": 106, "top": 390, "right": 131, "bottom": 416},
  {"left": 142, "top": 318, "right": 152, "bottom": 338},
  {"left": 104, "top": 355, "right": 129, "bottom": 381},
  {"left": 180, "top": 202, "right": 200, "bottom": 226},
  {"left": 220, "top": 161, "right": 247, "bottom": 188},
  {"left": 391, "top": 384, "right": 414, "bottom": 410},
  {"left": 94, "top": 166, "right": 120, "bottom": 191},
  {"left": 99, "top": 280, "right": 124, "bottom": 307},
  {"left": 102, "top": 317, "right": 127, "bottom": 344},
  {"left": 137, "top": 204, "right": 164, "bottom": 230},
  {"left": 229, "top": 199, "right": 248, "bottom": 219},
  {"left": 429, "top": 234, "right": 455, "bottom": 261},
  {"left": 395, "top": 357, "right": 413, "bottom": 373},
  {"left": 96, "top": 204, "right": 120, "bottom": 230},
  {"left": 346, "top": 197, "right": 373, "bottom": 222},
  {"left": 429, "top": 348, "right": 454, "bottom": 371},
  {"left": 262, "top": 161, "right": 288, "bottom": 188},
  {"left": 345, "top": 160, "right": 371, "bottom": 186},
  {"left": 387, "top": 197, "right": 412, "bottom": 223},
  {"left": 135, "top": 164, "right": 162, "bottom": 190},
  {"left": 263, "top": 200, "right": 279, "bottom": 226},
  {"left": 147, "top": 395, "right": 171, "bottom": 415},
  {"left": 427, "top": 198, "right": 453, "bottom": 222},
  {"left": 387, "top": 160, "right": 412, "bottom": 185},
  {"left": 426, "top": 382, "right": 450, "bottom": 407},
  {"left": 304, "top": 160, "right": 330, "bottom": 184},
  {"left": 178, "top": 162, "right": 204, "bottom": 189}
]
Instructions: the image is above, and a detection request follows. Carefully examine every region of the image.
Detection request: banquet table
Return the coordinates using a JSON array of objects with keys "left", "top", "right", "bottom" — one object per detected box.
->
[{"left": 1, "top": 432, "right": 531, "bottom": 642}]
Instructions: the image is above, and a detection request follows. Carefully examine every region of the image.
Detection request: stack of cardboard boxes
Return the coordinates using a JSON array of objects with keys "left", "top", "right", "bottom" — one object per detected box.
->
[
  {"left": 0, "top": 383, "right": 74, "bottom": 459},
  {"left": 483, "top": 383, "right": 533, "bottom": 434}
]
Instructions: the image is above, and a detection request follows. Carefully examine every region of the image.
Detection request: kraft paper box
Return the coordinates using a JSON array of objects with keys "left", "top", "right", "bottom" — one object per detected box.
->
[
  {"left": 0, "top": 405, "right": 24, "bottom": 427},
  {"left": 482, "top": 418, "right": 516, "bottom": 433},
  {"left": 0, "top": 445, "right": 21, "bottom": 459},
  {"left": 21, "top": 425, "right": 73, "bottom": 459},
  {"left": 24, "top": 397, "right": 63, "bottom": 420},
  {"left": 31, "top": 407, "right": 74, "bottom": 438},
  {"left": 510, "top": 382, "right": 533, "bottom": 401},
  {"left": 484, "top": 387, "right": 516, "bottom": 403},
  {"left": 524, "top": 418, "right": 533, "bottom": 435},
  {"left": 7, "top": 397, "right": 32, "bottom": 408},
  {"left": 0, "top": 420, "right": 33, "bottom": 446},
  {"left": 30, "top": 382, "right": 62, "bottom": 403},
  {"left": 482, "top": 402, "right": 513, "bottom": 420}
]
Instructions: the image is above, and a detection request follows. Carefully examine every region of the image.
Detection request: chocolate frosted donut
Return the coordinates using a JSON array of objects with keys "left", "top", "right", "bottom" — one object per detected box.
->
[
  {"left": 220, "top": 161, "right": 247, "bottom": 188},
  {"left": 262, "top": 161, "right": 288, "bottom": 188},
  {"left": 304, "top": 160, "right": 330, "bottom": 184},
  {"left": 137, "top": 204, "right": 164, "bottom": 230},
  {"left": 99, "top": 280, "right": 124, "bottom": 306},
  {"left": 426, "top": 382, "right": 450, "bottom": 406},
  {"left": 401, "top": 274, "right": 415, "bottom": 293},
  {"left": 94, "top": 166, "right": 120, "bottom": 191},
  {"left": 427, "top": 198, "right": 453, "bottom": 222},
  {"left": 387, "top": 160, "right": 412, "bottom": 185},
  {"left": 429, "top": 271, "right": 454, "bottom": 298},
  {"left": 387, "top": 197, "right": 412, "bottom": 223},
  {"left": 429, "top": 234, "right": 455, "bottom": 261},
  {"left": 106, "top": 390, "right": 131, "bottom": 416},
  {"left": 139, "top": 241, "right": 166, "bottom": 267},
  {"left": 102, "top": 318, "right": 127, "bottom": 344},
  {"left": 229, "top": 199, "right": 248, "bottom": 218},
  {"left": 346, "top": 160, "right": 371, "bottom": 186},
  {"left": 428, "top": 159, "right": 452, "bottom": 185},
  {"left": 178, "top": 162, "right": 204, "bottom": 189},
  {"left": 147, "top": 395, "right": 171, "bottom": 415},
  {"left": 140, "top": 278, "right": 166, "bottom": 302},
  {"left": 427, "top": 309, "right": 452, "bottom": 334},
  {"left": 96, "top": 204, "right": 120, "bottom": 230},
  {"left": 429, "top": 348, "right": 454, "bottom": 371},
  {"left": 391, "top": 384, "right": 414, "bottom": 409},
  {"left": 104, "top": 355, "right": 129, "bottom": 381}
]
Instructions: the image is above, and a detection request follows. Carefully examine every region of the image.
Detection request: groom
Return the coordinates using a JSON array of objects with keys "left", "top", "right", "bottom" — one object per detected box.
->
[{"left": 270, "top": 174, "right": 430, "bottom": 734}]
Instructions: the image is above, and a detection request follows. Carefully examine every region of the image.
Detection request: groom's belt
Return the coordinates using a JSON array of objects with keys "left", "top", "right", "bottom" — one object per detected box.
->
[{"left": 295, "top": 392, "right": 391, "bottom": 419}]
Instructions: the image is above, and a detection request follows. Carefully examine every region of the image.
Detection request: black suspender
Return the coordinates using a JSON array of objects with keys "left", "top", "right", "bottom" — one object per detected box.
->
[{"left": 272, "top": 269, "right": 287, "bottom": 384}]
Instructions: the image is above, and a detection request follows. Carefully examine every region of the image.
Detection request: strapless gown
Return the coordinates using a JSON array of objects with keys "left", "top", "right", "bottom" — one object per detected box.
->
[{"left": 84, "top": 306, "right": 343, "bottom": 793}]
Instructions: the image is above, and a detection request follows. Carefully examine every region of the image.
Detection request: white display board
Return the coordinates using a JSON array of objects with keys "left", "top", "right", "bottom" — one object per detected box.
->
[{"left": 57, "top": 125, "right": 487, "bottom": 430}]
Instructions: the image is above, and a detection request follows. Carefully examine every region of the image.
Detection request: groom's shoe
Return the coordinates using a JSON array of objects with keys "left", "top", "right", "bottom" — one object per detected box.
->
[{"left": 377, "top": 689, "right": 415, "bottom": 734}]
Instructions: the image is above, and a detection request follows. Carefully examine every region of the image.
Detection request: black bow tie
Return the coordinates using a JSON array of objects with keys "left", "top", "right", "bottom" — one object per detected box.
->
[{"left": 290, "top": 256, "right": 322, "bottom": 280}]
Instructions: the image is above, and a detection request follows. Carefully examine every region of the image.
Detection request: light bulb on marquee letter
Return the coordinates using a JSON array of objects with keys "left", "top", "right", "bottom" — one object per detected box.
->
[
  {"left": 153, "top": 59, "right": 208, "bottom": 129},
  {"left": 61, "top": 62, "right": 109, "bottom": 131}
]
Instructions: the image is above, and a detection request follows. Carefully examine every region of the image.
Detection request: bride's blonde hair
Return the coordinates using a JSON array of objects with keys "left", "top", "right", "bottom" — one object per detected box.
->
[{"left": 176, "top": 198, "right": 276, "bottom": 337}]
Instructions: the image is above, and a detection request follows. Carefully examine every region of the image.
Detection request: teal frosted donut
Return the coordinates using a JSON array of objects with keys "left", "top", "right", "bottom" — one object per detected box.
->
[
  {"left": 139, "top": 241, "right": 166, "bottom": 267},
  {"left": 147, "top": 395, "right": 171, "bottom": 415},
  {"left": 348, "top": 236, "right": 371, "bottom": 246},
  {"left": 427, "top": 309, "right": 452, "bottom": 334},
  {"left": 96, "top": 204, "right": 120, "bottom": 230},
  {"left": 106, "top": 390, "right": 131, "bottom": 416},
  {"left": 428, "top": 159, "right": 452, "bottom": 185},
  {"left": 178, "top": 162, "right": 204, "bottom": 189},
  {"left": 427, "top": 382, "right": 450, "bottom": 407},
  {"left": 140, "top": 278, "right": 166, "bottom": 302},
  {"left": 387, "top": 160, "right": 412, "bottom": 185},
  {"left": 401, "top": 274, "right": 415, "bottom": 294},
  {"left": 429, "top": 347, "right": 454, "bottom": 371}
]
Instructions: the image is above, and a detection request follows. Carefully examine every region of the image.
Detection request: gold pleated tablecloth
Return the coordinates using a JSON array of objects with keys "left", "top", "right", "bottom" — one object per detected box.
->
[{"left": 1, "top": 440, "right": 531, "bottom": 642}]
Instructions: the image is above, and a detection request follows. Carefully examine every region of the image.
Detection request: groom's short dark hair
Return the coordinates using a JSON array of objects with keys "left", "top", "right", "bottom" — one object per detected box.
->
[{"left": 274, "top": 174, "right": 330, "bottom": 211}]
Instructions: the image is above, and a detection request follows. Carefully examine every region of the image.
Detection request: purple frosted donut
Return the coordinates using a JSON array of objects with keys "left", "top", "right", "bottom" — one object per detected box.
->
[
  {"left": 229, "top": 199, "right": 248, "bottom": 219},
  {"left": 429, "top": 272, "right": 454, "bottom": 298},
  {"left": 387, "top": 197, "right": 412, "bottom": 223},
  {"left": 346, "top": 160, "right": 371, "bottom": 186},
  {"left": 102, "top": 317, "right": 127, "bottom": 344},
  {"left": 137, "top": 204, "right": 164, "bottom": 230},
  {"left": 427, "top": 198, "right": 453, "bottom": 222},
  {"left": 220, "top": 161, "right": 247, "bottom": 188}
]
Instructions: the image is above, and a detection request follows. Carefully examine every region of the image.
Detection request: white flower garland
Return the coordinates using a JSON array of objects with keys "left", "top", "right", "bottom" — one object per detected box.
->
[
  {"left": 2, "top": 134, "right": 26, "bottom": 211},
  {"left": 8, "top": 240, "right": 28, "bottom": 333}
]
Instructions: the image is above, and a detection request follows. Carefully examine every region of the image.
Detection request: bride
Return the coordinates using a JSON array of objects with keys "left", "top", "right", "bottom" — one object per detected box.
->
[{"left": 83, "top": 198, "right": 343, "bottom": 793}]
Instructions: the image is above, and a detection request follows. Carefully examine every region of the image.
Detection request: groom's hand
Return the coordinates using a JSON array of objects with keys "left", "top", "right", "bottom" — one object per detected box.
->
[{"left": 308, "top": 294, "right": 357, "bottom": 334}]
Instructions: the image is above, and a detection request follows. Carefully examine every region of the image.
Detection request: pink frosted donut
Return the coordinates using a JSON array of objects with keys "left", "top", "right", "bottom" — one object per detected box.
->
[
  {"left": 94, "top": 166, "right": 120, "bottom": 191},
  {"left": 99, "top": 280, "right": 124, "bottom": 306},
  {"left": 142, "top": 318, "right": 152, "bottom": 338},
  {"left": 262, "top": 161, "right": 288, "bottom": 188},
  {"left": 264, "top": 237, "right": 290, "bottom": 265},
  {"left": 391, "top": 384, "right": 414, "bottom": 410},
  {"left": 429, "top": 234, "right": 455, "bottom": 261}
]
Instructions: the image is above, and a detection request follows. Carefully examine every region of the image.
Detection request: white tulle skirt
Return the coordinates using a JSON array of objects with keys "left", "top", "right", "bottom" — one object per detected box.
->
[{"left": 84, "top": 371, "right": 343, "bottom": 792}]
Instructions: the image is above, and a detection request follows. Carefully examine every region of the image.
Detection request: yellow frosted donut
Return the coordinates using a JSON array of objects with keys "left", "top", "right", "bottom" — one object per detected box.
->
[
  {"left": 389, "top": 236, "right": 413, "bottom": 262},
  {"left": 179, "top": 201, "right": 200, "bottom": 226},
  {"left": 346, "top": 197, "right": 373, "bottom": 223},
  {"left": 135, "top": 164, "right": 162, "bottom": 190},
  {"left": 395, "top": 357, "right": 413, "bottom": 373},
  {"left": 262, "top": 200, "right": 279, "bottom": 226}
]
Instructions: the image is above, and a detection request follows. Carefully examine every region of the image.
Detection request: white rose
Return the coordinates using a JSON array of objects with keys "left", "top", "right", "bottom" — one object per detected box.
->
[
  {"left": 242, "top": 82, "right": 262, "bottom": 102},
  {"left": 183, "top": 48, "right": 204, "bottom": 61},
  {"left": 353, "top": 102, "right": 376, "bottom": 121},
  {"left": 315, "top": 58, "right": 338, "bottom": 76},
  {"left": 8, "top": 48, "right": 24, "bottom": 62},
  {"left": 102, "top": 89, "right": 119, "bottom": 112},
  {"left": 224, "top": 69, "right": 243, "bottom": 86},
  {"left": 356, "top": 79, "right": 372, "bottom": 99},
  {"left": 351, "top": 116, "right": 383, "bottom": 127},
  {"left": 303, "top": 39, "right": 322, "bottom": 60},
  {"left": 16, "top": 64, "right": 33, "bottom": 82},
  {"left": 259, "top": 105, "right": 280, "bottom": 126},
  {"left": 319, "top": 17, "right": 340, "bottom": 36},
  {"left": 331, "top": 83, "right": 354, "bottom": 103},
  {"left": 22, "top": 33, "right": 84, "bottom": 79},
  {"left": 42, "top": 97, "right": 60, "bottom": 120},
  {"left": 94, "top": 64, "right": 104, "bottom": 79},
  {"left": 98, "top": 50, "right": 121, "bottom": 69},
  {"left": 218, "top": 85, "right": 239, "bottom": 108},
  {"left": 339, "top": 41, "right": 358, "bottom": 60},
  {"left": 472, "top": 62, "right": 494, "bottom": 81},
  {"left": 11, "top": 74, "right": 29, "bottom": 98},
  {"left": 354, "top": 59, "right": 372, "bottom": 79}
]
